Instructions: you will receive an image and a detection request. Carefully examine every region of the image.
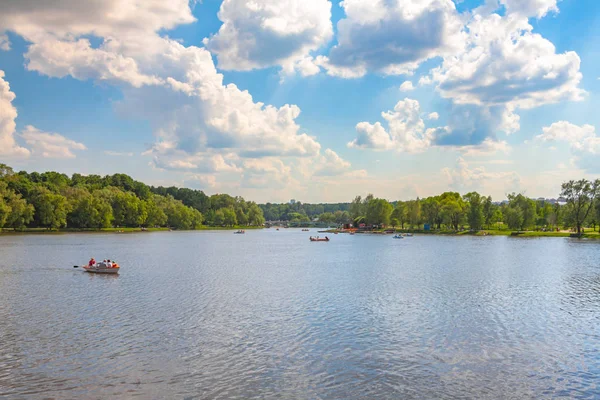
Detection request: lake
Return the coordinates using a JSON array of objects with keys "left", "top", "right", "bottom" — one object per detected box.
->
[{"left": 1, "top": 230, "right": 599, "bottom": 399}]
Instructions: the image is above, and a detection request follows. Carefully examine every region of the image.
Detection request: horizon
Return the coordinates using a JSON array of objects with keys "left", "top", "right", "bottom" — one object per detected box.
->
[{"left": 1, "top": 0, "right": 600, "bottom": 203}]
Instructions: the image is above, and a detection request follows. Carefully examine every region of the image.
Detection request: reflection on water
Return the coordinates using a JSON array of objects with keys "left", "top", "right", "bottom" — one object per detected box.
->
[{"left": 1, "top": 231, "right": 599, "bottom": 398}]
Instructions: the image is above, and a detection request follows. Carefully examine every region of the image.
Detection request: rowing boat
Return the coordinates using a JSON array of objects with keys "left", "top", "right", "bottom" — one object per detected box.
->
[{"left": 82, "top": 265, "right": 120, "bottom": 274}]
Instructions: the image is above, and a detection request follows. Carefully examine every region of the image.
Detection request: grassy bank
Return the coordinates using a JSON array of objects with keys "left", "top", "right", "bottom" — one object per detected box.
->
[
  {"left": 0, "top": 226, "right": 263, "bottom": 234},
  {"left": 320, "top": 227, "right": 600, "bottom": 239}
]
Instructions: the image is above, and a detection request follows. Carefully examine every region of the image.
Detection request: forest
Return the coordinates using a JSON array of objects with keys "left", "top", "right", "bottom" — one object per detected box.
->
[
  {"left": 338, "top": 180, "right": 600, "bottom": 234},
  {"left": 0, "top": 164, "right": 265, "bottom": 230},
  {"left": 261, "top": 179, "right": 600, "bottom": 235}
]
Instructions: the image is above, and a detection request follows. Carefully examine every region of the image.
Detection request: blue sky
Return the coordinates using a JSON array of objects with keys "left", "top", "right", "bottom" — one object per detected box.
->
[{"left": 1, "top": 0, "right": 599, "bottom": 202}]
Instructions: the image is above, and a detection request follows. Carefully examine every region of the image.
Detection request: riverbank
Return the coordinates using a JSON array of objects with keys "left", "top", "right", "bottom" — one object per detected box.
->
[
  {"left": 318, "top": 228, "right": 600, "bottom": 239},
  {"left": 0, "top": 226, "right": 263, "bottom": 234}
]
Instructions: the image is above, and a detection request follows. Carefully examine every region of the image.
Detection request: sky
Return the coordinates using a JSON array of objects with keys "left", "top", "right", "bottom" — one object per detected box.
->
[{"left": 1, "top": 0, "right": 600, "bottom": 203}]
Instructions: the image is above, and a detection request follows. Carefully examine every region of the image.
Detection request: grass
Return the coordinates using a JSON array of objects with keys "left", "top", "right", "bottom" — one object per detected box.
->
[
  {"left": 0, "top": 226, "right": 263, "bottom": 234},
  {"left": 321, "top": 227, "right": 600, "bottom": 239}
]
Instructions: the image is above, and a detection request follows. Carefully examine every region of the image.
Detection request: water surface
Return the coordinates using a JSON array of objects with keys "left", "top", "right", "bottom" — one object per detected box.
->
[{"left": 1, "top": 230, "right": 599, "bottom": 398}]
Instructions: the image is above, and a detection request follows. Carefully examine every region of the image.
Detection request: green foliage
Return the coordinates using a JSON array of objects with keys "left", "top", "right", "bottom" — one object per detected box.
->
[
  {"left": 32, "top": 187, "right": 69, "bottom": 229},
  {"left": 504, "top": 207, "right": 524, "bottom": 230},
  {"left": 391, "top": 202, "right": 408, "bottom": 229},
  {"left": 560, "top": 179, "right": 600, "bottom": 234},
  {"left": 463, "top": 192, "right": 485, "bottom": 231},
  {"left": 365, "top": 198, "right": 393, "bottom": 226}
]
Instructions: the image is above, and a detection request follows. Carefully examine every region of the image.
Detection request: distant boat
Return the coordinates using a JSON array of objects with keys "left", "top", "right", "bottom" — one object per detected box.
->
[
  {"left": 393, "top": 235, "right": 404, "bottom": 239},
  {"left": 310, "top": 237, "right": 330, "bottom": 242},
  {"left": 234, "top": 230, "right": 245, "bottom": 234}
]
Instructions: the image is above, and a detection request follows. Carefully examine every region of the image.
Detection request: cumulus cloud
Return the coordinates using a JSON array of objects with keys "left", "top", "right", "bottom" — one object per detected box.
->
[
  {"left": 442, "top": 156, "right": 521, "bottom": 192},
  {"left": 313, "top": 149, "right": 352, "bottom": 176},
  {"left": 1, "top": 0, "right": 364, "bottom": 191},
  {"left": 432, "top": 14, "right": 583, "bottom": 109},
  {"left": 318, "top": 0, "right": 464, "bottom": 78},
  {"left": 536, "top": 121, "right": 600, "bottom": 172},
  {"left": 20, "top": 126, "right": 86, "bottom": 158},
  {"left": 0, "top": 71, "right": 31, "bottom": 158},
  {"left": 204, "top": 0, "right": 333, "bottom": 75},
  {"left": 424, "top": 8, "right": 583, "bottom": 147},
  {"left": 399, "top": 81, "right": 415, "bottom": 92},
  {"left": 428, "top": 112, "right": 439, "bottom": 120},
  {"left": 499, "top": 0, "right": 558, "bottom": 18},
  {"left": 349, "top": 98, "right": 511, "bottom": 154},
  {"left": 348, "top": 98, "right": 441, "bottom": 153}
]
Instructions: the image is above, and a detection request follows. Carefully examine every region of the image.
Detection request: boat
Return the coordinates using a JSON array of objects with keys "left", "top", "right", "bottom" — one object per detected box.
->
[
  {"left": 393, "top": 235, "right": 404, "bottom": 239},
  {"left": 234, "top": 230, "right": 245, "bottom": 234},
  {"left": 403, "top": 233, "right": 414, "bottom": 237},
  {"left": 310, "top": 237, "right": 330, "bottom": 242},
  {"left": 82, "top": 265, "right": 120, "bottom": 274}
]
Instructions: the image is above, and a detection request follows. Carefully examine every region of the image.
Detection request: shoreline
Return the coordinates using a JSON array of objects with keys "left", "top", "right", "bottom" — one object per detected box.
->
[
  {"left": 0, "top": 226, "right": 264, "bottom": 234},
  {"left": 317, "top": 228, "right": 600, "bottom": 239}
]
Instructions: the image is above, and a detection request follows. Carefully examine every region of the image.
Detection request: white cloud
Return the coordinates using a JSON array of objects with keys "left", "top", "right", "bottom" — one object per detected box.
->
[
  {"left": 1, "top": 0, "right": 359, "bottom": 192},
  {"left": 428, "top": 112, "right": 439, "bottom": 121},
  {"left": 20, "top": 125, "right": 86, "bottom": 158},
  {"left": 442, "top": 156, "right": 521, "bottom": 192},
  {"left": 536, "top": 121, "right": 600, "bottom": 171},
  {"left": 204, "top": 0, "right": 333, "bottom": 74},
  {"left": 432, "top": 14, "right": 583, "bottom": 109},
  {"left": 0, "top": 34, "right": 9, "bottom": 51},
  {"left": 25, "top": 39, "right": 163, "bottom": 88},
  {"left": 348, "top": 98, "right": 439, "bottom": 153},
  {"left": 318, "top": 0, "right": 464, "bottom": 78},
  {"left": 399, "top": 81, "right": 415, "bottom": 92},
  {"left": 314, "top": 148, "right": 352, "bottom": 176},
  {"left": 455, "top": 138, "right": 511, "bottom": 157},
  {"left": 499, "top": 0, "right": 558, "bottom": 18},
  {"left": 0, "top": 71, "right": 31, "bottom": 158}
]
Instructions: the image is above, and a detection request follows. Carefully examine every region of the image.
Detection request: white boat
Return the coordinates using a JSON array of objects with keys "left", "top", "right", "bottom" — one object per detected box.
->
[{"left": 83, "top": 265, "right": 120, "bottom": 274}]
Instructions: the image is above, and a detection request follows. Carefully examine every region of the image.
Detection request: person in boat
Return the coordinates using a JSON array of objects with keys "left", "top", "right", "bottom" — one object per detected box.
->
[
  {"left": 325, "top": 236, "right": 329, "bottom": 241},
  {"left": 106, "top": 259, "right": 113, "bottom": 268},
  {"left": 88, "top": 258, "right": 96, "bottom": 267},
  {"left": 112, "top": 261, "right": 119, "bottom": 269}
]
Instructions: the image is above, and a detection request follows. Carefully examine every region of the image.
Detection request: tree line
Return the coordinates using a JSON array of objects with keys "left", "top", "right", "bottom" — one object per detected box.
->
[
  {"left": 327, "top": 179, "right": 600, "bottom": 234},
  {"left": 0, "top": 164, "right": 265, "bottom": 230},
  {"left": 259, "top": 202, "right": 350, "bottom": 222}
]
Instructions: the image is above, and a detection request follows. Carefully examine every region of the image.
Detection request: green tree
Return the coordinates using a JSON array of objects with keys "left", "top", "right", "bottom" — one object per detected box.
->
[
  {"left": 222, "top": 207, "right": 238, "bottom": 226},
  {"left": 391, "top": 202, "right": 407, "bottom": 229},
  {"left": 505, "top": 207, "right": 524, "bottom": 230},
  {"left": 560, "top": 179, "right": 600, "bottom": 234},
  {"left": 248, "top": 203, "right": 265, "bottom": 226},
  {"left": 32, "top": 187, "right": 69, "bottom": 229},
  {"left": 365, "top": 198, "right": 393, "bottom": 226},
  {"left": 463, "top": 192, "right": 485, "bottom": 231},
  {"left": 422, "top": 197, "right": 441, "bottom": 229},
  {"left": 144, "top": 196, "right": 168, "bottom": 227},
  {"left": 319, "top": 212, "right": 336, "bottom": 223}
]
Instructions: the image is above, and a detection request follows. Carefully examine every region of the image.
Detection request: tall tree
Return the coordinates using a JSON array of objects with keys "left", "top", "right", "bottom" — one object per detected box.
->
[
  {"left": 463, "top": 192, "right": 485, "bottom": 231},
  {"left": 560, "top": 179, "right": 600, "bottom": 234},
  {"left": 365, "top": 198, "right": 393, "bottom": 226}
]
